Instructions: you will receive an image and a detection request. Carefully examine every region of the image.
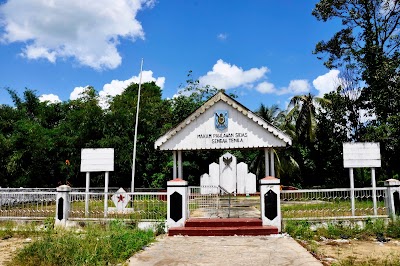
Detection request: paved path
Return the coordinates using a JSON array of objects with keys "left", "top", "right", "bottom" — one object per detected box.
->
[{"left": 128, "top": 234, "right": 322, "bottom": 266}]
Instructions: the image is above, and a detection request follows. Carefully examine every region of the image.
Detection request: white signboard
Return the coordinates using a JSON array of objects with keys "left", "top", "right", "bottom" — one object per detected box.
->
[
  {"left": 343, "top": 143, "right": 381, "bottom": 168},
  {"left": 80, "top": 148, "right": 114, "bottom": 172}
]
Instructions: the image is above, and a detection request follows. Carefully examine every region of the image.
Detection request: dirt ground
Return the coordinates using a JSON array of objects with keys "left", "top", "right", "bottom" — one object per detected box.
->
[
  {"left": 310, "top": 238, "right": 400, "bottom": 265},
  {"left": 0, "top": 237, "right": 30, "bottom": 265}
]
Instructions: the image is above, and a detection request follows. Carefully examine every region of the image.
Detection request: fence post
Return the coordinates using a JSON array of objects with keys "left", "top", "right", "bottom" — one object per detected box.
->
[
  {"left": 260, "top": 176, "right": 281, "bottom": 232},
  {"left": 384, "top": 179, "right": 400, "bottom": 220},
  {"left": 167, "top": 179, "right": 188, "bottom": 228},
  {"left": 55, "top": 185, "right": 71, "bottom": 227}
]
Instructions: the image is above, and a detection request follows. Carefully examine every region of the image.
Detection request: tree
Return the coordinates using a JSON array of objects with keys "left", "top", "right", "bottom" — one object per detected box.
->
[
  {"left": 313, "top": 0, "right": 400, "bottom": 121},
  {"left": 0, "top": 89, "right": 65, "bottom": 187},
  {"left": 255, "top": 104, "right": 285, "bottom": 127},
  {"left": 104, "top": 82, "right": 171, "bottom": 188},
  {"left": 313, "top": 0, "right": 400, "bottom": 181},
  {"left": 287, "top": 93, "right": 331, "bottom": 144},
  {"left": 313, "top": 89, "right": 356, "bottom": 187}
]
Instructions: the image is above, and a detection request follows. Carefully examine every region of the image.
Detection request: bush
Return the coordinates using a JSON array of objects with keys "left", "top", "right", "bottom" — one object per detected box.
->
[
  {"left": 387, "top": 218, "right": 400, "bottom": 238},
  {"left": 285, "top": 218, "right": 400, "bottom": 241},
  {"left": 364, "top": 217, "right": 385, "bottom": 236},
  {"left": 284, "top": 220, "right": 315, "bottom": 240},
  {"left": 10, "top": 221, "right": 155, "bottom": 266}
]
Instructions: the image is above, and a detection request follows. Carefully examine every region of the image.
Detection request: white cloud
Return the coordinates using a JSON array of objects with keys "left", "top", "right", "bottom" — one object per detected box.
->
[
  {"left": 197, "top": 60, "right": 311, "bottom": 96},
  {"left": 217, "top": 33, "right": 228, "bottom": 41},
  {"left": 255, "top": 81, "right": 276, "bottom": 94},
  {"left": 0, "top": 0, "right": 153, "bottom": 70},
  {"left": 100, "top": 70, "right": 165, "bottom": 98},
  {"left": 285, "top": 79, "right": 311, "bottom": 94},
  {"left": 39, "top": 94, "right": 61, "bottom": 104},
  {"left": 99, "top": 70, "right": 165, "bottom": 108},
  {"left": 69, "top": 70, "right": 165, "bottom": 108},
  {"left": 255, "top": 79, "right": 310, "bottom": 95},
  {"left": 70, "top": 86, "right": 89, "bottom": 101},
  {"left": 199, "top": 59, "right": 268, "bottom": 90},
  {"left": 313, "top": 70, "right": 341, "bottom": 97},
  {"left": 23, "top": 45, "right": 56, "bottom": 63}
]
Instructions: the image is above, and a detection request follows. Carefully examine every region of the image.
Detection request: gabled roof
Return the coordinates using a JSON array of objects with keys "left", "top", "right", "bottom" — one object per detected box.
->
[{"left": 155, "top": 91, "right": 292, "bottom": 150}]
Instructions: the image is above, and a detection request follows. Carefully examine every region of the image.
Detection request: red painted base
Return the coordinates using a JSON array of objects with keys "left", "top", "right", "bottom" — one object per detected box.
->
[{"left": 168, "top": 218, "right": 278, "bottom": 236}]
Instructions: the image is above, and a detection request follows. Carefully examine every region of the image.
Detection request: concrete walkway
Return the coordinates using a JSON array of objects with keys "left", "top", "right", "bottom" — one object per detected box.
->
[{"left": 128, "top": 234, "right": 322, "bottom": 266}]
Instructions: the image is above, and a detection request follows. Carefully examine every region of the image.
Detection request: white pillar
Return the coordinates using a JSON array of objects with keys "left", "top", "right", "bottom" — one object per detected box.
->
[
  {"left": 384, "top": 179, "right": 400, "bottom": 219},
  {"left": 85, "top": 172, "right": 90, "bottom": 217},
  {"left": 260, "top": 176, "right": 281, "bottom": 232},
  {"left": 104, "top": 171, "right": 109, "bottom": 218},
  {"left": 371, "top": 168, "right": 377, "bottom": 216},
  {"left": 270, "top": 149, "right": 275, "bottom": 177},
  {"left": 265, "top": 148, "right": 270, "bottom": 177},
  {"left": 349, "top": 168, "right": 355, "bottom": 216},
  {"left": 173, "top": 151, "right": 177, "bottom": 179},
  {"left": 177, "top": 150, "right": 183, "bottom": 179},
  {"left": 167, "top": 179, "right": 188, "bottom": 228},
  {"left": 55, "top": 185, "right": 71, "bottom": 227}
]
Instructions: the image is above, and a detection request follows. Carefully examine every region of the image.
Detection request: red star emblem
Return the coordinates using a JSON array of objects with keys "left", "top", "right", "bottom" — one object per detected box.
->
[{"left": 117, "top": 194, "right": 125, "bottom": 202}]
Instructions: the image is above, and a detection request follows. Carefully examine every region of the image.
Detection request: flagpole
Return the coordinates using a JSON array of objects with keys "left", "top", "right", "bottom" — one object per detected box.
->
[{"left": 131, "top": 58, "right": 144, "bottom": 193}]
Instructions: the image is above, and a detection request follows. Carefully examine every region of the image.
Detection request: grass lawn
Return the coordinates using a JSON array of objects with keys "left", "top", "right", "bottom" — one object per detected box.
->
[{"left": 6, "top": 220, "right": 160, "bottom": 266}]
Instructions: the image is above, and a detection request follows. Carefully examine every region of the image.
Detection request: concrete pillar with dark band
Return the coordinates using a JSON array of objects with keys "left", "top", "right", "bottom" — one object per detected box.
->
[
  {"left": 260, "top": 176, "right": 281, "bottom": 232},
  {"left": 167, "top": 179, "right": 188, "bottom": 228},
  {"left": 384, "top": 179, "right": 400, "bottom": 220},
  {"left": 55, "top": 185, "right": 71, "bottom": 227}
]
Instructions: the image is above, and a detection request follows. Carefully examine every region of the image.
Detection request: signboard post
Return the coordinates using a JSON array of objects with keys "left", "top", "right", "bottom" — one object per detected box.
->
[
  {"left": 343, "top": 143, "right": 381, "bottom": 216},
  {"left": 80, "top": 148, "right": 114, "bottom": 217}
]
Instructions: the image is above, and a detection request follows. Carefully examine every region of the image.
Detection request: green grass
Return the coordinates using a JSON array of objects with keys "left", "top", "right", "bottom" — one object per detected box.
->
[
  {"left": 8, "top": 220, "right": 157, "bottom": 266},
  {"left": 284, "top": 218, "right": 399, "bottom": 241},
  {"left": 0, "top": 218, "right": 54, "bottom": 239},
  {"left": 281, "top": 199, "right": 387, "bottom": 218},
  {"left": 68, "top": 197, "right": 167, "bottom": 220}
]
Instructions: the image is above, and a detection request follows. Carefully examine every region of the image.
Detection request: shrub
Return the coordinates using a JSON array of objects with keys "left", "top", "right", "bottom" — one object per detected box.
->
[
  {"left": 387, "top": 218, "right": 400, "bottom": 238},
  {"left": 284, "top": 220, "right": 315, "bottom": 240},
  {"left": 10, "top": 221, "right": 155, "bottom": 266}
]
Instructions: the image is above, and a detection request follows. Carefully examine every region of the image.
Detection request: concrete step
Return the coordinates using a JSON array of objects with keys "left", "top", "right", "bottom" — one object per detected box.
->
[
  {"left": 185, "top": 218, "right": 262, "bottom": 227},
  {"left": 168, "top": 218, "right": 278, "bottom": 236},
  {"left": 168, "top": 225, "right": 278, "bottom": 236}
]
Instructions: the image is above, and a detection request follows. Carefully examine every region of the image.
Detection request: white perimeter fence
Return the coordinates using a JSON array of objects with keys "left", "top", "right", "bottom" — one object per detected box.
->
[
  {"left": 280, "top": 187, "right": 388, "bottom": 220},
  {"left": 1, "top": 185, "right": 398, "bottom": 222},
  {"left": 0, "top": 188, "right": 167, "bottom": 222}
]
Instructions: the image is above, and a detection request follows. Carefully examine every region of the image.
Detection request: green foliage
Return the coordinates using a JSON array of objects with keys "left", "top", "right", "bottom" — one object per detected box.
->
[
  {"left": 312, "top": 0, "right": 400, "bottom": 184},
  {"left": 0, "top": 83, "right": 171, "bottom": 188},
  {"left": 1, "top": 60, "right": 399, "bottom": 190},
  {"left": 285, "top": 218, "right": 400, "bottom": 242},
  {"left": 287, "top": 93, "right": 331, "bottom": 144},
  {"left": 0, "top": 221, "right": 15, "bottom": 240},
  {"left": 284, "top": 220, "right": 315, "bottom": 240},
  {"left": 10, "top": 222, "right": 155, "bottom": 266},
  {"left": 386, "top": 218, "right": 400, "bottom": 238}
]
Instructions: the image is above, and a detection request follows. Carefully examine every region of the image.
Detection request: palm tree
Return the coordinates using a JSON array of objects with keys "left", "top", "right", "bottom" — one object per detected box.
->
[
  {"left": 287, "top": 93, "right": 331, "bottom": 144},
  {"left": 255, "top": 103, "right": 285, "bottom": 127},
  {"left": 251, "top": 104, "right": 300, "bottom": 184}
]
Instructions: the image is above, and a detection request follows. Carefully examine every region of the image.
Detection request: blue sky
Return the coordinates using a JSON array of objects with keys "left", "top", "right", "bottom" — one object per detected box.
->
[{"left": 0, "top": 0, "right": 342, "bottom": 111}]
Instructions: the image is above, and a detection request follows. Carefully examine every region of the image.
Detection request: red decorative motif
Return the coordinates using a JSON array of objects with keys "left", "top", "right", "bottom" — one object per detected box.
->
[{"left": 117, "top": 194, "right": 125, "bottom": 202}]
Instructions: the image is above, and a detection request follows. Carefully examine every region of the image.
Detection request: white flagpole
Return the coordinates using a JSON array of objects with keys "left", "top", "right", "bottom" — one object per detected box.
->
[{"left": 131, "top": 58, "right": 144, "bottom": 193}]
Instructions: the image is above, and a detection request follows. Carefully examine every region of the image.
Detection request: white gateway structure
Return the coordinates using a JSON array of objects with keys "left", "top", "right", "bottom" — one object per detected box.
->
[{"left": 155, "top": 91, "right": 292, "bottom": 180}]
